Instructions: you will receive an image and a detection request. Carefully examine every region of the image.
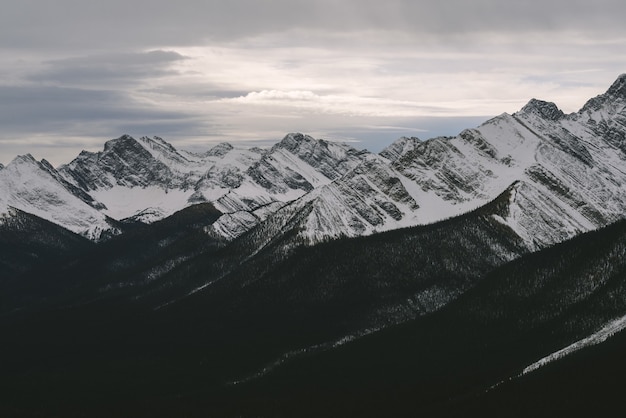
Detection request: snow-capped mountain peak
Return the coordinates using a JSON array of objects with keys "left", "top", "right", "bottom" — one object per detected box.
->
[
  {"left": 606, "top": 73, "right": 626, "bottom": 98},
  {"left": 274, "top": 132, "right": 314, "bottom": 151},
  {"left": 520, "top": 98, "right": 565, "bottom": 121},
  {"left": 580, "top": 73, "right": 626, "bottom": 113},
  {"left": 0, "top": 154, "right": 117, "bottom": 240},
  {"left": 205, "top": 142, "right": 234, "bottom": 157},
  {"left": 246, "top": 132, "right": 368, "bottom": 195},
  {"left": 379, "top": 136, "right": 421, "bottom": 162},
  {"left": 102, "top": 134, "right": 141, "bottom": 153},
  {"left": 273, "top": 132, "right": 368, "bottom": 181}
]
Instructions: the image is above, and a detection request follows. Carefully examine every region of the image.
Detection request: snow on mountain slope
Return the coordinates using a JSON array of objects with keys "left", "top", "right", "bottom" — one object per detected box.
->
[
  {"left": 212, "top": 153, "right": 437, "bottom": 244},
  {"left": 56, "top": 133, "right": 372, "bottom": 230},
  {"left": 205, "top": 133, "right": 376, "bottom": 238},
  {"left": 522, "top": 313, "right": 626, "bottom": 375},
  {"left": 379, "top": 136, "right": 421, "bottom": 162},
  {"left": 89, "top": 186, "right": 195, "bottom": 223},
  {"left": 5, "top": 75, "right": 626, "bottom": 246},
  {"left": 380, "top": 76, "right": 626, "bottom": 249},
  {"left": 246, "top": 133, "right": 369, "bottom": 193},
  {"left": 209, "top": 201, "right": 285, "bottom": 240},
  {"left": 231, "top": 75, "right": 626, "bottom": 249},
  {"left": 60, "top": 135, "right": 184, "bottom": 190},
  {"left": 297, "top": 156, "right": 423, "bottom": 241},
  {"left": 0, "top": 155, "right": 117, "bottom": 240},
  {"left": 59, "top": 135, "right": 266, "bottom": 222},
  {"left": 189, "top": 134, "right": 371, "bottom": 229}
]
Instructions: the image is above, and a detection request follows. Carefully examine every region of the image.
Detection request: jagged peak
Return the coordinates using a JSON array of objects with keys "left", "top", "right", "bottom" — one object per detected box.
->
[
  {"left": 9, "top": 153, "right": 38, "bottom": 166},
  {"left": 275, "top": 132, "right": 318, "bottom": 152},
  {"left": 103, "top": 134, "right": 140, "bottom": 152},
  {"left": 118, "top": 134, "right": 135, "bottom": 141},
  {"left": 39, "top": 159, "right": 55, "bottom": 171},
  {"left": 77, "top": 149, "right": 96, "bottom": 158},
  {"left": 393, "top": 136, "right": 421, "bottom": 145},
  {"left": 606, "top": 73, "right": 626, "bottom": 98},
  {"left": 206, "top": 142, "right": 234, "bottom": 157},
  {"left": 285, "top": 132, "right": 310, "bottom": 141},
  {"left": 580, "top": 74, "right": 626, "bottom": 112},
  {"left": 2, "top": 154, "right": 55, "bottom": 178},
  {"left": 379, "top": 136, "right": 420, "bottom": 161},
  {"left": 61, "top": 150, "right": 97, "bottom": 169},
  {"left": 139, "top": 136, "right": 178, "bottom": 153},
  {"left": 281, "top": 132, "right": 313, "bottom": 143},
  {"left": 519, "top": 98, "right": 565, "bottom": 121}
]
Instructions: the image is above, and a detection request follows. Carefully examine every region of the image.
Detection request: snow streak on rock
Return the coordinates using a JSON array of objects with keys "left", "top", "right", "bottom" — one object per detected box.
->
[{"left": 522, "top": 314, "right": 626, "bottom": 375}]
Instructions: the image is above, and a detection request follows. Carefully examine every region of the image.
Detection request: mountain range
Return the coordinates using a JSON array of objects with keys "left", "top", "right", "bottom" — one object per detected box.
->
[
  {"left": 4, "top": 75, "right": 626, "bottom": 249},
  {"left": 1, "top": 74, "right": 626, "bottom": 417}
]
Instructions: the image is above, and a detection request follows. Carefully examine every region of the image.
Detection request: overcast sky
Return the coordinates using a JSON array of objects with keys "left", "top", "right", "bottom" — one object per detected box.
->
[{"left": 1, "top": 0, "right": 625, "bottom": 165}]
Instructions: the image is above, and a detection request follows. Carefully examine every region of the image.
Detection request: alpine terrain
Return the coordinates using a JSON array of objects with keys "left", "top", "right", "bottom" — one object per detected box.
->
[{"left": 1, "top": 75, "right": 626, "bottom": 417}]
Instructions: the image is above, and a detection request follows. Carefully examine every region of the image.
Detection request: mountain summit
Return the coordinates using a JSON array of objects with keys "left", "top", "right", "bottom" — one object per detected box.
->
[
  {"left": 520, "top": 98, "right": 565, "bottom": 121},
  {"left": 606, "top": 73, "right": 626, "bottom": 98}
]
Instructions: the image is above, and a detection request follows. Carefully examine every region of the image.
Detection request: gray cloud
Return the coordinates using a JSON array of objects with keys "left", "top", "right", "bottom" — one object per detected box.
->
[
  {"left": 0, "top": 85, "right": 180, "bottom": 124},
  {"left": 0, "top": 84, "right": 209, "bottom": 150},
  {"left": 141, "top": 85, "right": 248, "bottom": 100},
  {"left": 2, "top": 1, "right": 625, "bottom": 51},
  {"left": 27, "top": 50, "right": 187, "bottom": 86}
]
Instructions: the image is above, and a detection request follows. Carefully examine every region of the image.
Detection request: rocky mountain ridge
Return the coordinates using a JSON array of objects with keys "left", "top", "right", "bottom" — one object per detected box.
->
[
  {"left": 1, "top": 75, "right": 626, "bottom": 250},
  {"left": 0, "top": 153, "right": 118, "bottom": 240},
  {"left": 225, "top": 74, "right": 626, "bottom": 250}
]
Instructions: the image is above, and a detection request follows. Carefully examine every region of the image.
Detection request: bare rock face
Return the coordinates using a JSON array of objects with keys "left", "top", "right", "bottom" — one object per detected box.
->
[{"left": 520, "top": 98, "right": 565, "bottom": 121}]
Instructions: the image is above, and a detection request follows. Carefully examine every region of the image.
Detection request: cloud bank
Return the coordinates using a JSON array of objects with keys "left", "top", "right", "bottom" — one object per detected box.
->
[{"left": 1, "top": 0, "right": 625, "bottom": 164}]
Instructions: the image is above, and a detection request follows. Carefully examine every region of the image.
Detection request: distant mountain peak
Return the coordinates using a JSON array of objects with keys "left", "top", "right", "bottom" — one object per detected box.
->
[
  {"left": 520, "top": 98, "right": 565, "bottom": 121},
  {"left": 379, "top": 136, "right": 421, "bottom": 162},
  {"left": 581, "top": 74, "right": 626, "bottom": 112},
  {"left": 606, "top": 73, "right": 626, "bottom": 98},
  {"left": 40, "top": 159, "right": 55, "bottom": 170},
  {"left": 276, "top": 132, "right": 316, "bottom": 152},
  {"left": 206, "top": 142, "right": 234, "bottom": 157},
  {"left": 140, "top": 135, "right": 178, "bottom": 153},
  {"left": 9, "top": 153, "right": 38, "bottom": 167},
  {"left": 103, "top": 134, "right": 141, "bottom": 152}
]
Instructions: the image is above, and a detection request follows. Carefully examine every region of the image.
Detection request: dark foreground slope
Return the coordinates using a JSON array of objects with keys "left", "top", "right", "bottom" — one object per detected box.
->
[
  {"left": 452, "top": 328, "right": 626, "bottom": 418},
  {"left": 0, "top": 190, "right": 529, "bottom": 417},
  {"left": 0, "top": 202, "right": 224, "bottom": 312},
  {"left": 0, "top": 208, "right": 94, "bottom": 281},
  {"left": 4, "top": 194, "right": 626, "bottom": 417},
  {"left": 223, "top": 218, "right": 626, "bottom": 418}
]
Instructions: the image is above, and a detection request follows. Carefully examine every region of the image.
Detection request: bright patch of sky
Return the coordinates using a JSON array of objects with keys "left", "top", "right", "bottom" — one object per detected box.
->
[{"left": 1, "top": 0, "right": 625, "bottom": 165}]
